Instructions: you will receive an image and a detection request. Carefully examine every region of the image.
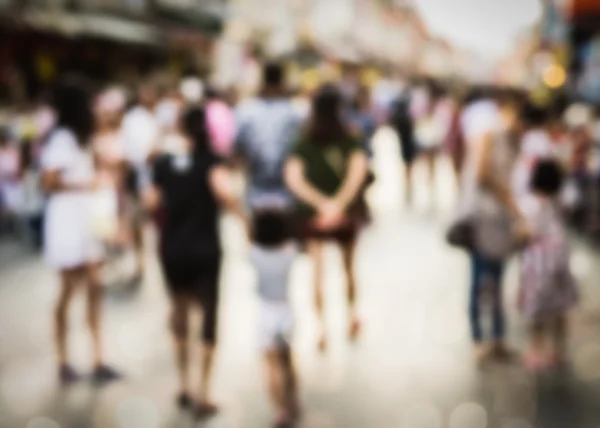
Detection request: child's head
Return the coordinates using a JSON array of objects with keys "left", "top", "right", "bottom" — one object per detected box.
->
[
  {"left": 253, "top": 211, "right": 291, "bottom": 247},
  {"left": 531, "top": 159, "right": 564, "bottom": 197}
]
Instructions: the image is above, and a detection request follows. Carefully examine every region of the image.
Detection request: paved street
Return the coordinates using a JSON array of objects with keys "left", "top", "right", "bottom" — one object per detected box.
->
[{"left": 2, "top": 129, "right": 600, "bottom": 428}]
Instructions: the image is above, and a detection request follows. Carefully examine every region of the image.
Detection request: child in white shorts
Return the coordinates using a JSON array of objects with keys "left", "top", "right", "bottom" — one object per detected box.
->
[{"left": 250, "top": 210, "right": 299, "bottom": 426}]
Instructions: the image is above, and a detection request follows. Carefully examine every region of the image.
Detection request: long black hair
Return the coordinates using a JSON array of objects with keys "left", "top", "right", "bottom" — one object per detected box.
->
[
  {"left": 52, "top": 79, "right": 94, "bottom": 145},
  {"left": 305, "top": 84, "right": 352, "bottom": 146},
  {"left": 182, "top": 106, "right": 211, "bottom": 158}
]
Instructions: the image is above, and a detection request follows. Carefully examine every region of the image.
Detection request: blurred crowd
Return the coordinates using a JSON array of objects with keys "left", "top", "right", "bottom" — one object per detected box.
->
[{"left": 0, "top": 63, "right": 599, "bottom": 425}]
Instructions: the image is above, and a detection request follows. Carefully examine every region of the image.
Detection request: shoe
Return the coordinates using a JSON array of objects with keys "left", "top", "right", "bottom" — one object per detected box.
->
[
  {"left": 492, "top": 343, "right": 517, "bottom": 362},
  {"left": 177, "top": 393, "right": 193, "bottom": 410},
  {"left": 195, "top": 401, "right": 219, "bottom": 418},
  {"left": 59, "top": 365, "right": 81, "bottom": 386},
  {"left": 474, "top": 343, "right": 491, "bottom": 366},
  {"left": 92, "top": 365, "right": 123, "bottom": 385},
  {"left": 349, "top": 318, "right": 361, "bottom": 342},
  {"left": 522, "top": 351, "right": 548, "bottom": 374},
  {"left": 274, "top": 409, "right": 295, "bottom": 428},
  {"left": 317, "top": 335, "right": 328, "bottom": 353}
]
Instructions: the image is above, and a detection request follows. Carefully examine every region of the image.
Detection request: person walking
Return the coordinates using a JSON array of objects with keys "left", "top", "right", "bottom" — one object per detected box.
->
[
  {"left": 121, "top": 83, "right": 160, "bottom": 284},
  {"left": 250, "top": 211, "right": 300, "bottom": 427},
  {"left": 285, "top": 85, "right": 368, "bottom": 352},
  {"left": 234, "top": 62, "right": 303, "bottom": 212},
  {"left": 459, "top": 91, "right": 526, "bottom": 363},
  {"left": 519, "top": 160, "right": 578, "bottom": 373},
  {"left": 143, "top": 106, "right": 243, "bottom": 416},
  {"left": 41, "top": 80, "right": 121, "bottom": 385},
  {"left": 389, "top": 92, "right": 418, "bottom": 205}
]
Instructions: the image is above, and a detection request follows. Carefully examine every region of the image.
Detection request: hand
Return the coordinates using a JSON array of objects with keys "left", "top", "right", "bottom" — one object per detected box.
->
[
  {"left": 91, "top": 172, "right": 112, "bottom": 190},
  {"left": 515, "top": 218, "right": 531, "bottom": 246},
  {"left": 314, "top": 199, "right": 345, "bottom": 231}
]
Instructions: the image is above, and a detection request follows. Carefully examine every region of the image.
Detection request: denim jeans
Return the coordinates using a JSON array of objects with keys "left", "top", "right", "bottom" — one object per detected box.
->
[{"left": 469, "top": 253, "right": 505, "bottom": 343}]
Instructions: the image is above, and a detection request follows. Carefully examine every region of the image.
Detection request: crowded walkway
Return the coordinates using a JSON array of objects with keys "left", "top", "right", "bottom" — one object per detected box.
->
[{"left": 1, "top": 128, "right": 600, "bottom": 428}]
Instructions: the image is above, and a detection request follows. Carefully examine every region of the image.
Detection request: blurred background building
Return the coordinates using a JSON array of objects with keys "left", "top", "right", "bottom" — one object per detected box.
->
[{"left": 0, "top": 0, "right": 598, "bottom": 108}]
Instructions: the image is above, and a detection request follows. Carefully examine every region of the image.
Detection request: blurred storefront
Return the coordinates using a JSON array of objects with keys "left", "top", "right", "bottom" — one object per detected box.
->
[
  {"left": 569, "top": 0, "right": 600, "bottom": 104},
  {"left": 0, "top": 0, "right": 227, "bottom": 104}
]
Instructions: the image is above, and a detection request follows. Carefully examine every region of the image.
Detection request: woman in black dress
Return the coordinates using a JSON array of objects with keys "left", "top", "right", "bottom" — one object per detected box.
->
[{"left": 143, "top": 107, "right": 243, "bottom": 416}]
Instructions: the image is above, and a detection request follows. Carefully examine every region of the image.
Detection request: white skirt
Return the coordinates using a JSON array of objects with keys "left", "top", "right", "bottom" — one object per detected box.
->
[{"left": 44, "top": 193, "right": 104, "bottom": 269}]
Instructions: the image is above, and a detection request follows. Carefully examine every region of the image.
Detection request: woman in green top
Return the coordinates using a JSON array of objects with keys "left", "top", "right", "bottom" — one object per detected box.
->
[{"left": 285, "top": 85, "right": 368, "bottom": 351}]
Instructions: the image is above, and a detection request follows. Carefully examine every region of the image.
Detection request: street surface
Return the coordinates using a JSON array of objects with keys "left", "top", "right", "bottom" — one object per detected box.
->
[{"left": 1, "top": 129, "right": 600, "bottom": 428}]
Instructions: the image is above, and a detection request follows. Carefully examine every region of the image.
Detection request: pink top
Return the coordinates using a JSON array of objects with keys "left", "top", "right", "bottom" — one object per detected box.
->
[{"left": 206, "top": 100, "right": 235, "bottom": 157}]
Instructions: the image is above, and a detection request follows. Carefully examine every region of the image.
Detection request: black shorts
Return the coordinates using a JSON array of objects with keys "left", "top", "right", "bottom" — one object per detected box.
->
[{"left": 160, "top": 254, "right": 222, "bottom": 344}]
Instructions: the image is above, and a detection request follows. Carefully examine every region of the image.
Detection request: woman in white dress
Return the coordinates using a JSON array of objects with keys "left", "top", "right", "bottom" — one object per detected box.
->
[{"left": 42, "top": 81, "right": 121, "bottom": 385}]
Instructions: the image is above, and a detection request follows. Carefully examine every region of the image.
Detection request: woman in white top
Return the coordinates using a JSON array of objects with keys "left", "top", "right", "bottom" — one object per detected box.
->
[{"left": 41, "top": 81, "right": 121, "bottom": 386}]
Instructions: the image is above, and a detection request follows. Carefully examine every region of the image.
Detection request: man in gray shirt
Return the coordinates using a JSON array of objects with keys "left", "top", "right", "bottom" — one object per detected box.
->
[{"left": 234, "top": 62, "right": 304, "bottom": 210}]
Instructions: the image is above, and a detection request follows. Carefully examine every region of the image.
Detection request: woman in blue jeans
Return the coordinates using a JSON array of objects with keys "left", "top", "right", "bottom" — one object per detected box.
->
[{"left": 461, "top": 90, "right": 526, "bottom": 362}]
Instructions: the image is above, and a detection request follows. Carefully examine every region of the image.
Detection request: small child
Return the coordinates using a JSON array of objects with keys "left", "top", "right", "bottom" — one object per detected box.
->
[
  {"left": 519, "top": 159, "right": 578, "bottom": 372},
  {"left": 250, "top": 210, "right": 300, "bottom": 427}
]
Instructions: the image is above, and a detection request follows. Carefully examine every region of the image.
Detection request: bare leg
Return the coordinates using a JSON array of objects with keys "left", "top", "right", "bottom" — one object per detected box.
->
[
  {"left": 265, "top": 351, "right": 285, "bottom": 412},
  {"left": 55, "top": 269, "right": 80, "bottom": 368},
  {"left": 308, "top": 240, "right": 326, "bottom": 351},
  {"left": 87, "top": 263, "right": 122, "bottom": 384},
  {"left": 197, "top": 344, "right": 218, "bottom": 413},
  {"left": 524, "top": 322, "right": 546, "bottom": 372},
  {"left": 551, "top": 315, "right": 568, "bottom": 366},
  {"left": 132, "top": 222, "right": 144, "bottom": 280},
  {"left": 404, "top": 163, "right": 413, "bottom": 206},
  {"left": 171, "top": 295, "right": 191, "bottom": 398},
  {"left": 86, "top": 263, "right": 104, "bottom": 368},
  {"left": 341, "top": 240, "right": 360, "bottom": 341},
  {"left": 279, "top": 347, "right": 299, "bottom": 416},
  {"left": 426, "top": 152, "right": 437, "bottom": 207}
]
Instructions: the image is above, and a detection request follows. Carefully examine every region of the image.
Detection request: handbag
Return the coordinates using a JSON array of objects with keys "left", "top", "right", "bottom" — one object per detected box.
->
[
  {"left": 446, "top": 216, "right": 475, "bottom": 251},
  {"left": 89, "top": 187, "right": 119, "bottom": 242}
]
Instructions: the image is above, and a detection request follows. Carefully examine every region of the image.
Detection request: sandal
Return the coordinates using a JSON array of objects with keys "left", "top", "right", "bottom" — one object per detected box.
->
[
  {"left": 177, "top": 393, "right": 193, "bottom": 410},
  {"left": 59, "top": 364, "right": 81, "bottom": 387},
  {"left": 522, "top": 351, "right": 547, "bottom": 374},
  {"left": 195, "top": 401, "right": 219, "bottom": 418},
  {"left": 349, "top": 318, "right": 361, "bottom": 342}
]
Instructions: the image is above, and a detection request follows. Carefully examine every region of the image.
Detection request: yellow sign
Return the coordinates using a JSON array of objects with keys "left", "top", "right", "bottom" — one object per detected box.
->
[
  {"left": 361, "top": 68, "right": 380, "bottom": 88},
  {"left": 36, "top": 54, "right": 56, "bottom": 83},
  {"left": 301, "top": 69, "right": 320, "bottom": 93}
]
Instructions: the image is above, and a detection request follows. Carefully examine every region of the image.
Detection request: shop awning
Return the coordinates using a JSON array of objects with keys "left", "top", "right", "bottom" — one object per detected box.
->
[
  {"left": 154, "top": 4, "right": 226, "bottom": 36},
  {"left": 19, "top": 10, "right": 163, "bottom": 46}
]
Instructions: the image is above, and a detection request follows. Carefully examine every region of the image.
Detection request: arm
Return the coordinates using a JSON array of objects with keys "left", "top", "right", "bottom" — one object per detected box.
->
[
  {"left": 284, "top": 156, "right": 329, "bottom": 210},
  {"left": 209, "top": 164, "right": 246, "bottom": 221},
  {"left": 476, "top": 132, "right": 522, "bottom": 219},
  {"left": 141, "top": 184, "right": 161, "bottom": 212},
  {"left": 333, "top": 151, "right": 368, "bottom": 210},
  {"left": 42, "top": 170, "right": 94, "bottom": 194}
]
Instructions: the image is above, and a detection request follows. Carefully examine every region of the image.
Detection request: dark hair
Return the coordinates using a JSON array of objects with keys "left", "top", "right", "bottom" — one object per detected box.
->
[
  {"left": 0, "top": 127, "right": 10, "bottom": 147},
  {"left": 204, "top": 85, "right": 220, "bottom": 101},
  {"left": 52, "top": 80, "right": 94, "bottom": 144},
  {"left": 352, "top": 85, "right": 370, "bottom": 111},
  {"left": 253, "top": 211, "right": 291, "bottom": 247},
  {"left": 464, "top": 85, "right": 493, "bottom": 105},
  {"left": 521, "top": 101, "right": 550, "bottom": 128},
  {"left": 20, "top": 141, "right": 34, "bottom": 171},
  {"left": 531, "top": 159, "right": 564, "bottom": 196},
  {"left": 263, "top": 63, "right": 285, "bottom": 88},
  {"left": 305, "top": 85, "right": 351, "bottom": 146},
  {"left": 182, "top": 106, "right": 211, "bottom": 158}
]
